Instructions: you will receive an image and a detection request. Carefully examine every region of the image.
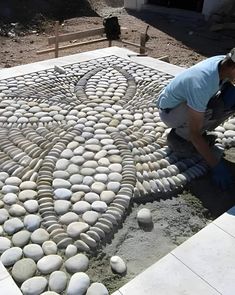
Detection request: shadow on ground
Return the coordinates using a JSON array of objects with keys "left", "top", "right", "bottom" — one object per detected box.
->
[
  {"left": 128, "top": 6, "right": 235, "bottom": 58},
  {"left": 188, "top": 151, "right": 235, "bottom": 218}
]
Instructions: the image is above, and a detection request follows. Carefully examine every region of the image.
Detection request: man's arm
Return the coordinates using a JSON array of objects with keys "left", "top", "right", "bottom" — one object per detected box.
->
[{"left": 187, "top": 107, "right": 218, "bottom": 167}]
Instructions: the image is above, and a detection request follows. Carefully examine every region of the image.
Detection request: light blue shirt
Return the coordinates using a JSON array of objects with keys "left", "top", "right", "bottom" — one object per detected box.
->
[{"left": 157, "top": 55, "right": 225, "bottom": 112}]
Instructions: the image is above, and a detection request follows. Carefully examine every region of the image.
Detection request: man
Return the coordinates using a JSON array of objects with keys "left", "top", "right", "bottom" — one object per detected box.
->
[{"left": 157, "top": 48, "right": 235, "bottom": 190}]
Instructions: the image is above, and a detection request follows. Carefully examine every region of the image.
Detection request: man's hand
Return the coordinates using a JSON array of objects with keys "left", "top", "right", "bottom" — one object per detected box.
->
[{"left": 211, "top": 160, "right": 233, "bottom": 190}]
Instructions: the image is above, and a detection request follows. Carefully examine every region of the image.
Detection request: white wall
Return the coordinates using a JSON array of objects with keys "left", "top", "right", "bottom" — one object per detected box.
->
[
  {"left": 202, "top": 0, "right": 233, "bottom": 19},
  {"left": 124, "top": 0, "right": 147, "bottom": 10}
]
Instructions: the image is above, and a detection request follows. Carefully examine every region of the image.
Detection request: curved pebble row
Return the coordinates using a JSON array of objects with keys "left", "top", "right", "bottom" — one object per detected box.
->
[{"left": 0, "top": 55, "right": 234, "bottom": 294}]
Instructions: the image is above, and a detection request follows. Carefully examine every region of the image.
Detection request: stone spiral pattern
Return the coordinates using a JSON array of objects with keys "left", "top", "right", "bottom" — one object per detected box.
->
[{"left": 0, "top": 55, "right": 235, "bottom": 294}]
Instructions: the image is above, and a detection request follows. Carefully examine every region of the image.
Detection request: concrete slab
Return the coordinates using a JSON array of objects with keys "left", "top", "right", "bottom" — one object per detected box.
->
[
  {"left": 172, "top": 222, "right": 235, "bottom": 295},
  {"left": 118, "top": 253, "right": 220, "bottom": 295},
  {"left": 213, "top": 206, "right": 235, "bottom": 238},
  {"left": 0, "top": 46, "right": 184, "bottom": 81},
  {"left": 0, "top": 262, "right": 22, "bottom": 294}
]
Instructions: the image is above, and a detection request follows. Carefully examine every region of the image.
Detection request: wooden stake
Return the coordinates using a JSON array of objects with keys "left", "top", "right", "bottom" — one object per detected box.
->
[
  {"left": 55, "top": 21, "right": 59, "bottom": 58},
  {"left": 140, "top": 33, "right": 146, "bottom": 54},
  {"left": 37, "top": 38, "right": 108, "bottom": 55}
]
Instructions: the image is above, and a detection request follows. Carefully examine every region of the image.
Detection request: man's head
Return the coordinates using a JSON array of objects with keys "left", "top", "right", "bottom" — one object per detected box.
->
[
  {"left": 226, "top": 48, "right": 235, "bottom": 62},
  {"left": 220, "top": 48, "right": 235, "bottom": 81}
]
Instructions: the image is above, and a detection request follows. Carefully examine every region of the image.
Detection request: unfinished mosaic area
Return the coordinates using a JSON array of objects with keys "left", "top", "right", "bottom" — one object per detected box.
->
[{"left": 0, "top": 56, "right": 235, "bottom": 295}]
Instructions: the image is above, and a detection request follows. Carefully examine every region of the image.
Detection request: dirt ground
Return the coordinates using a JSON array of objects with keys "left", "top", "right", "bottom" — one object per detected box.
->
[{"left": 1, "top": 4, "right": 235, "bottom": 293}]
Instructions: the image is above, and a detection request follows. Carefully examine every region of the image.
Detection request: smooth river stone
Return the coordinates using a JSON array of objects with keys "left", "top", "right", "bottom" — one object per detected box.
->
[
  {"left": 137, "top": 208, "right": 152, "bottom": 224},
  {"left": 54, "top": 200, "right": 71, "bottom": 215},
  {"left": 53, "top": 170, "right": 70, "bottom": 179},
  {"left": 0, "top": 172, "right": 9, "bottom": 182},
  {"left": 59, "top": 212, "right": 79, "bottom": 225},
  {"left": 71, "top": 191, "right": 85, "bottom": 203},
  {"left": 91, "top": 201, "right": 108, "bottom": 213},
  {"left": 54, "top": 114, "right": 65, "bottom": 121},
  {"left": 107, "top": 182, "right": 120, "bottom": 193},
  {"left": 108, "top": 163, "right": 122, "bottom": 173},
  {"left": 94, "top": 150, "right": 108, "bottom": 160},
  {"left": 71, "top": 156, "right": 85, "bottom": 165},
  {"left": 84, "top": 192, "right": 100, "bottom": 203},
  {"left": 100, "top": 191, "right": 115, "bottom": 204},
  {"left": 24, "top": 215, "right": 41, "bottom": 231},
  {"left": 1, "top": 185, "right": 19, "bottom": 194},
  {"left": 98, "top": 158, "right": 110, "bottom": 166},
  {"left": 74, "top": 146, "right": 85, "bottom": 155},
  {"left": 0, "top": 208, "right": 9, "bottom": 224},
  {"left": 82, "top": 211, "right": 99, "bottom": 225},
  {"left": 53, "top": 179, "right": 71, "bottom": 189},
  {"left": 109, "top": 155, "right": 122, "bottom": 163},
  {"left": 49, "top": 271, "right": 68, "bottom": 293},
  {"left": 4, "top": 217, "right": 24, "bottom": 234},
  {"left": 83, "top": 160, "right": 98, "bottom": 169},
  {"left": 24, "top": 200, "right": 39, "bottom": 213},
  {"left": 73, "top": 201, "right": 91, "bottom": 214},
  {"left": 42, "top": 241, "right": 57, "bottom": 255},
  {"left": 20, "top": 181, "right": 37, "bottom": 190},
  {"left": 37, "top": 255, "right": 63, "bottom": 274},
  {"left": 83, "top": 176, "right": 94, "bottom": 186},
  {"left": 108, "top": 172, "right": 122, "bottom": 182},
  {"left": 65, "top": 253, "right": 89, "bottom": 274},
  {"left": 23, "top": 244, "right": 44, "bottom": 262},
  {"left": 91, "top": 182, "right": 106, "bottom": 194},
  {"left": 21, "top": 277, "right": 48, "bottom": 295},
  {"left": 85, "top": 144, "right": 101, "bottom": 152},
  {"left": 54, "top": 188, "right": 72, "bottom": 200},
  {"left": 12, "top": 258, "right": 37, "bottom": 283},
  {"left": 9, "top": 204, "right": 26, "bottom": 217},
  {"left": 56, "top": 159, "right": 70, "bottom": 170},
  {"left": 61, "top": 149, "right": 74, "bottom": 159},
  {"left": 96, "top": 166, "right": 110, "bottom": 174},
  {"left": 86, "top": 283, "right": 109, "bottom": 295},
  {"left": 31, "top": 228, "right": 50, "bottom": 244},
  {"left": 0, "top": 237, "right": 11, "bottom": 254},
  {"left": 67, "top": 272, "right": 90, "bottom": 295},
  {"left": 12, "top": 230, "right": 31, "bottom": 247},
  {"left": 69, "top": 174, "right": 84, "bottom": 184},
  {"left": 80, "top": 168, "right": 96, "bottom": 176},
  {"left": 67, "top": 164, "right": 80, "bottom": 174},
  {"left": 5, "top": 176, "right": 22, "bottom": 186},
  {"left": 110, "top": 256, "right": 127, "bottom": 274},
  {"left": 94, "top": 173, "right": 108, "bottom": 183},
  {"left": 19, "top": 190, "right": 37, "bottom": 201},
  {"left": 67, "top": 141, "right": 79, "bottom": 150},
  {"left": 1, "top": 247, "right": 23, "bottom": 266},
  {"left": 67, "top": 222, "right": 89, "bottom": 238},
  {"left": 65, "top": 245, "right": 77, "bottom": 258}
]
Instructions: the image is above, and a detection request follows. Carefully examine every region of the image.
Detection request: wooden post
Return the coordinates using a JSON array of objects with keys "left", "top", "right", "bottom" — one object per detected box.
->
[
  {"left": 55, "top": 21, "right": 59, "bottom": 58},
  {"left": 140, "top": 33, "right": 146, "bottom": 54},
  {"left": 108, "top": 40, "right": 112, "bottom": 47}
]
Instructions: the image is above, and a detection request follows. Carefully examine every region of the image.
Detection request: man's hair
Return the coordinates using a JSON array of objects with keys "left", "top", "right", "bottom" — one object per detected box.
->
[{"left": 224, "top": 48, "right": 235, "bottom": 67}]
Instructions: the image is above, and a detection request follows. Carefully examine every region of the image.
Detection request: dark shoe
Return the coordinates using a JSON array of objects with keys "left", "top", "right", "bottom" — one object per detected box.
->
[{"left": 167, "top": 129, "right": 198, "bottom": 158}]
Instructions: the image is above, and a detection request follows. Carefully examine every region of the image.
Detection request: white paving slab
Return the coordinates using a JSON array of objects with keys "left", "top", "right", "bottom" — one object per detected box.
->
[
  {"left": 118, "top": 253, "right": 220, "bottom": 295},
  {"left": 0, "top": 46, "right": 184, "bottom": 81},
  {"left": 172, "top": 222, "right": 235, "bottom": 295},
  {"left": 213, "top": 206, "right": 235, "bottom": 238},
  {"left": 0, "top": 262, "right": 22, "bottom": 294}
]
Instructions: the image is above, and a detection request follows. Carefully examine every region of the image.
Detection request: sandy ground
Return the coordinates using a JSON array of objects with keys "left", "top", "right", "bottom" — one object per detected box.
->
[{"left": 1, "top": 4, "right": 235, "bottom": 293}]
